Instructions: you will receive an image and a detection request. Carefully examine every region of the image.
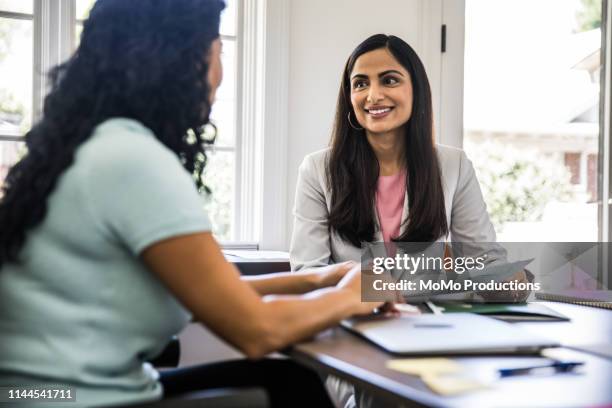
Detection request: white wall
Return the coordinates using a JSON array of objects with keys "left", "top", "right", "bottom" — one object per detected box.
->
[{"left": 282, "top": 0, "right": 448, "bottom": 246}]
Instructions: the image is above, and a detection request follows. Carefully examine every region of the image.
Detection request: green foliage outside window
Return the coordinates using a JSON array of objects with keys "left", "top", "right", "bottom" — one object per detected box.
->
[
  {"left": 465, "top": 141, "right": 575, "bottom": 232},
  {"left": 576, "top": 0, "right": 602, "bottom": 31},
  {"left": 0, "top": 18, "right": 27, "bottom": 132},
  {"left": 201, "top": 150, "right": 233, "bottom": 241}
]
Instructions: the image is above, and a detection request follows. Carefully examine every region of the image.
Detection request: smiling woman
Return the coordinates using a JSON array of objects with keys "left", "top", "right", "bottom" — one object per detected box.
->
[
  {"left": 290, "top": 34, "right": 450, "bottom": 258},
  {"left": 289, "top": 34, "right": 511, "bottom": 408}
]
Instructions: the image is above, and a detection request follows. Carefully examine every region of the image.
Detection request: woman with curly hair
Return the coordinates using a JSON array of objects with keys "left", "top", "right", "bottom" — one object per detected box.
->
[{"left": 0, "top": 1, "right": 384, "bottom": 406}]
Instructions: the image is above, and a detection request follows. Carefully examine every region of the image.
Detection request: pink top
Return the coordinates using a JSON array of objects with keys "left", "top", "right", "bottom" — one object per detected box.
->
[{"left": 375, "top": 170, "right": 407, "bottom": 242}]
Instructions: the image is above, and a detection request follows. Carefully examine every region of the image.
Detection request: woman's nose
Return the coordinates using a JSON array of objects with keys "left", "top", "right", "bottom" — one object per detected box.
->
[{"left": 367, "top": 84, "right": 383, "bottom": 104}]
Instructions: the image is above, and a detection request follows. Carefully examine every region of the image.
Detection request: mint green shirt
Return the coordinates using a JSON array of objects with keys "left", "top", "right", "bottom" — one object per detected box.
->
[{"left": 0, "top": 118, "right": 212, "bottom": 406}]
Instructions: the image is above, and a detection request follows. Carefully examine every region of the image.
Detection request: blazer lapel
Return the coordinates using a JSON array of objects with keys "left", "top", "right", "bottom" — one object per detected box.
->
[
  {"left": 399, "top": 190, "right": 409, "bottom": 235},
  {"left": 373, "top": 205, "right": 384, "bottom": 242}
]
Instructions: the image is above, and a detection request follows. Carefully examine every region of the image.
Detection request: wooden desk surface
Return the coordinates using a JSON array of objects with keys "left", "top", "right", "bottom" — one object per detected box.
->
[
  {"left": 288, "top": 302, "right": 612, "bottom": 408},
  {"left": 225, "top": 255, "right": 290, "bottom": 275}
]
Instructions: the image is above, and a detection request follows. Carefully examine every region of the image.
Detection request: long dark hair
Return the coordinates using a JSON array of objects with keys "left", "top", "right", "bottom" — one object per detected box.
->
[
  {"left": 0, "top": 0, "right": 225, "bottom": 266},
  {"left": 327, "top": 34, "right": 448, "bottom": 247}
]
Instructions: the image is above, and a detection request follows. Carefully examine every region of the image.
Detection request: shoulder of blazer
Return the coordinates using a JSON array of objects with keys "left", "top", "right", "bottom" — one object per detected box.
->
[
  {"left": 303, "top": 147, "right": 331, "bottom": 169},
  {"left": 434, "top": 143, "right": 472, "bottom": 206},
  {"left": 301, "top": 147, "right": 331, "bottom": 184},
  {"left": 435, "top": 143, "right": 464, "bottom": 165},
  {"left": 435, "top": 143, "right": 466, "bottom": 179}
]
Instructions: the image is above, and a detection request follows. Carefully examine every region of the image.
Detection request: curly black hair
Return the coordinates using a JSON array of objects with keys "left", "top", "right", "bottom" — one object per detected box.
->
[{"left": 0, "top": 0, "right": 226, "bottom": 266}]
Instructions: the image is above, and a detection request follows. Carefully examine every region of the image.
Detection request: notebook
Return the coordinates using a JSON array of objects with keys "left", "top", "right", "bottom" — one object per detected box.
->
[
  {"left": 434, "top": 302, "right": 570, "bottom": 322},
  {"left": 341, "top": 313, "right": 559, "bottom": 355},
  {"left": 568, "top": 344, "right": 612, "bottom": 360},
  {"left": 535, "top": 290, "right": 612, "bottom": 310}
]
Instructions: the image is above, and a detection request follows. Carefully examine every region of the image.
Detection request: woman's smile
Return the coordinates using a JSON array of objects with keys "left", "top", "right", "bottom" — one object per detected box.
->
[{"left": 365, "top": 105, "right": 394, "bottom": 119}]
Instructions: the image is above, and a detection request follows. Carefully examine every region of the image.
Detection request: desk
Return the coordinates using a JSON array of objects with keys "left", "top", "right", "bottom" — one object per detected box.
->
[
  {"left": 224, "top": 253, "right": 290, "bottom": 276},
  {"left": 288, "top": 302, "right": 612, "bottom": 407}
]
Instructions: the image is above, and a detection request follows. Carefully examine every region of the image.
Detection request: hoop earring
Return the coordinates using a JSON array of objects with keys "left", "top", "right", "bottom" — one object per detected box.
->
[{"left": 347, "top": 111, "right": 363, "bottom": 130}]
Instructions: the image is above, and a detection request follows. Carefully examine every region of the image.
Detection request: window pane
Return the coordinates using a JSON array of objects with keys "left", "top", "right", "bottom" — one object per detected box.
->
[
  {"left": 75, "top": 23, "right": 83, "bottom": 47},
  {"left": 210, "top": 39, "right": 236, "bottom": 147},
  {"left": 0, "top": 140, "right": 23, "bottom": 187},
  {"left": 464, "top": 0, "right": 602, "bottom": 242},
  {"left": 0, "top": 17, "right": 33, "bottom": 134},
  {"left": 217, "top": 39, "right": 236, "bottom": 102},
  {"left": 0, "top": 0, "right": 33, "bottom": 14},
  {"left": 220, "top": 0, "right": 236, "bottom": 37},
  {"left": 211, "top": 100, "right": 236, "bottom": 148},
  {"left": 202, "top": 150, "right": 235, "bottom": 242},
  {"left": 76, "top": 0, "right": 97, "bottom": 21}
]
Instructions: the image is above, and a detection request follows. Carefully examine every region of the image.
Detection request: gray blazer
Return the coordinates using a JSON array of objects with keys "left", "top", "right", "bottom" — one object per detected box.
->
[{"left": 290, "top": 144, "right": 500, "bottom": 271}]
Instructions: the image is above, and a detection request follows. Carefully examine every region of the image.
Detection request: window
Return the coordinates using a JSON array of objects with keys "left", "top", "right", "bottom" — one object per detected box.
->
[
  {"left": 0, "top": 0, "right": 32, "bottom": 183},
  {"left": 74, "top": 0, "right": 94, "bottom": 42},
  {"left": 463, "top": 0, "right": 605, "bottom": 242},
  {"left": 1, "top": 0, "right": 242, "bottom": 244},
  {"left": 204, "top": 0, "right": 239, "bottom": 242}
]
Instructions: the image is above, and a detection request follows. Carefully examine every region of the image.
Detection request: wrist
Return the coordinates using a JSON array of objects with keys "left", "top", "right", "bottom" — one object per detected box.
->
[
  {"left": 306, "top": 271, "right": 325, "bottom": 291},
  {"left": 338, "top": 288, "right": 362, "bottom": 314}
]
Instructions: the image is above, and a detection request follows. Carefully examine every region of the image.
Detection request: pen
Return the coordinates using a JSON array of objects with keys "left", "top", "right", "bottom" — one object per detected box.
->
[
  {"left": 499, "top": 361, "right": 584, "bottom": 377},
  {"left": 425, "top": 301, "right": 443, "bottom": 315}
]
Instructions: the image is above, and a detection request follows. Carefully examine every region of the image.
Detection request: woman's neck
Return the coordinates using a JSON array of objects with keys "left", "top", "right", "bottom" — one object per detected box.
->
[{"left": 366, "top": 130, "right": 404, "bottom": 176}]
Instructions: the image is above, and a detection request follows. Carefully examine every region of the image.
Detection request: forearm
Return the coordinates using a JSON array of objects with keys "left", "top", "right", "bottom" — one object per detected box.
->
[
  {"left": 252, "top": 287, "right": 358, "bottom": 356},
  {"left": 243, "top": 270, "right": 321, "bottom": 295},
  {"left": 142, "top": 232, "right": 364, "bottom": 360}
]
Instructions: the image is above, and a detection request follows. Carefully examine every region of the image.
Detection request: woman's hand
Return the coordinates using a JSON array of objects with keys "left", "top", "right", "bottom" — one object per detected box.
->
[
  {"left": 244, "top": 261, "right": 357, "bottom": 296},
  {"left": 505, "top": 269, "right": 531, "bottom": 302},
  {"left": 479, "top": 269, "right": 531, "bottom": 303},
  {"left": 336, "top": 263, "right": 386, "bottom": 315},
  {"left": 314, "top": 261, "right": 357, "bottom": 288}
]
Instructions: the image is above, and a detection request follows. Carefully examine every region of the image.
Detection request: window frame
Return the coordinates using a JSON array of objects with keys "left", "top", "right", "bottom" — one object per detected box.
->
[
  {"left": 600, "top": 0, "right": 611, "bottom": 242},
  {"left": 600, "top": 0, "right": 611, "bottom": 288},
  {"left": 236, "top": 0, "right": 290, "bottom": 250}
]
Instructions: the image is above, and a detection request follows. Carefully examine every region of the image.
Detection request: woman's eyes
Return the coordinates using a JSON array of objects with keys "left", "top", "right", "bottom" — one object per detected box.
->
[
  {"left": 352, "top": 76, "right": 400, "bottom": 90},
  {"left": 382, "top": 76, "right": 400, "bottom": 85},
  {"left": 353, "top": 80, "right": 367, "bottom": 89}
]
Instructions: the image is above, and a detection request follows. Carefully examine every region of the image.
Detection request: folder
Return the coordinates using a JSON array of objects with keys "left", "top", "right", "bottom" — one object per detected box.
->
[{"left": 434, "top": 302, "right": 570, "bottom": 322}]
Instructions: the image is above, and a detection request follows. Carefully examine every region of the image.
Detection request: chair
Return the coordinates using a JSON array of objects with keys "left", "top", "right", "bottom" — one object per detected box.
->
[
  {"left": 148, "top": 336, "right": 181, "bottom": 368},
  {"left": 106, "top": 337, "right": 270, "bottom": 407},
  {"left": 125, "top": 388, "right": 269, "bottom": 408}
]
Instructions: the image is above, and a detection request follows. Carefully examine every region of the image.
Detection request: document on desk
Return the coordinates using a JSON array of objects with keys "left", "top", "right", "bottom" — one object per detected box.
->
[
  {"left": 341, "top": 313, "right": 559, "bottom": 355},
  {"left": 387, "top": 358, "right": 489, "bottom": 396}
]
